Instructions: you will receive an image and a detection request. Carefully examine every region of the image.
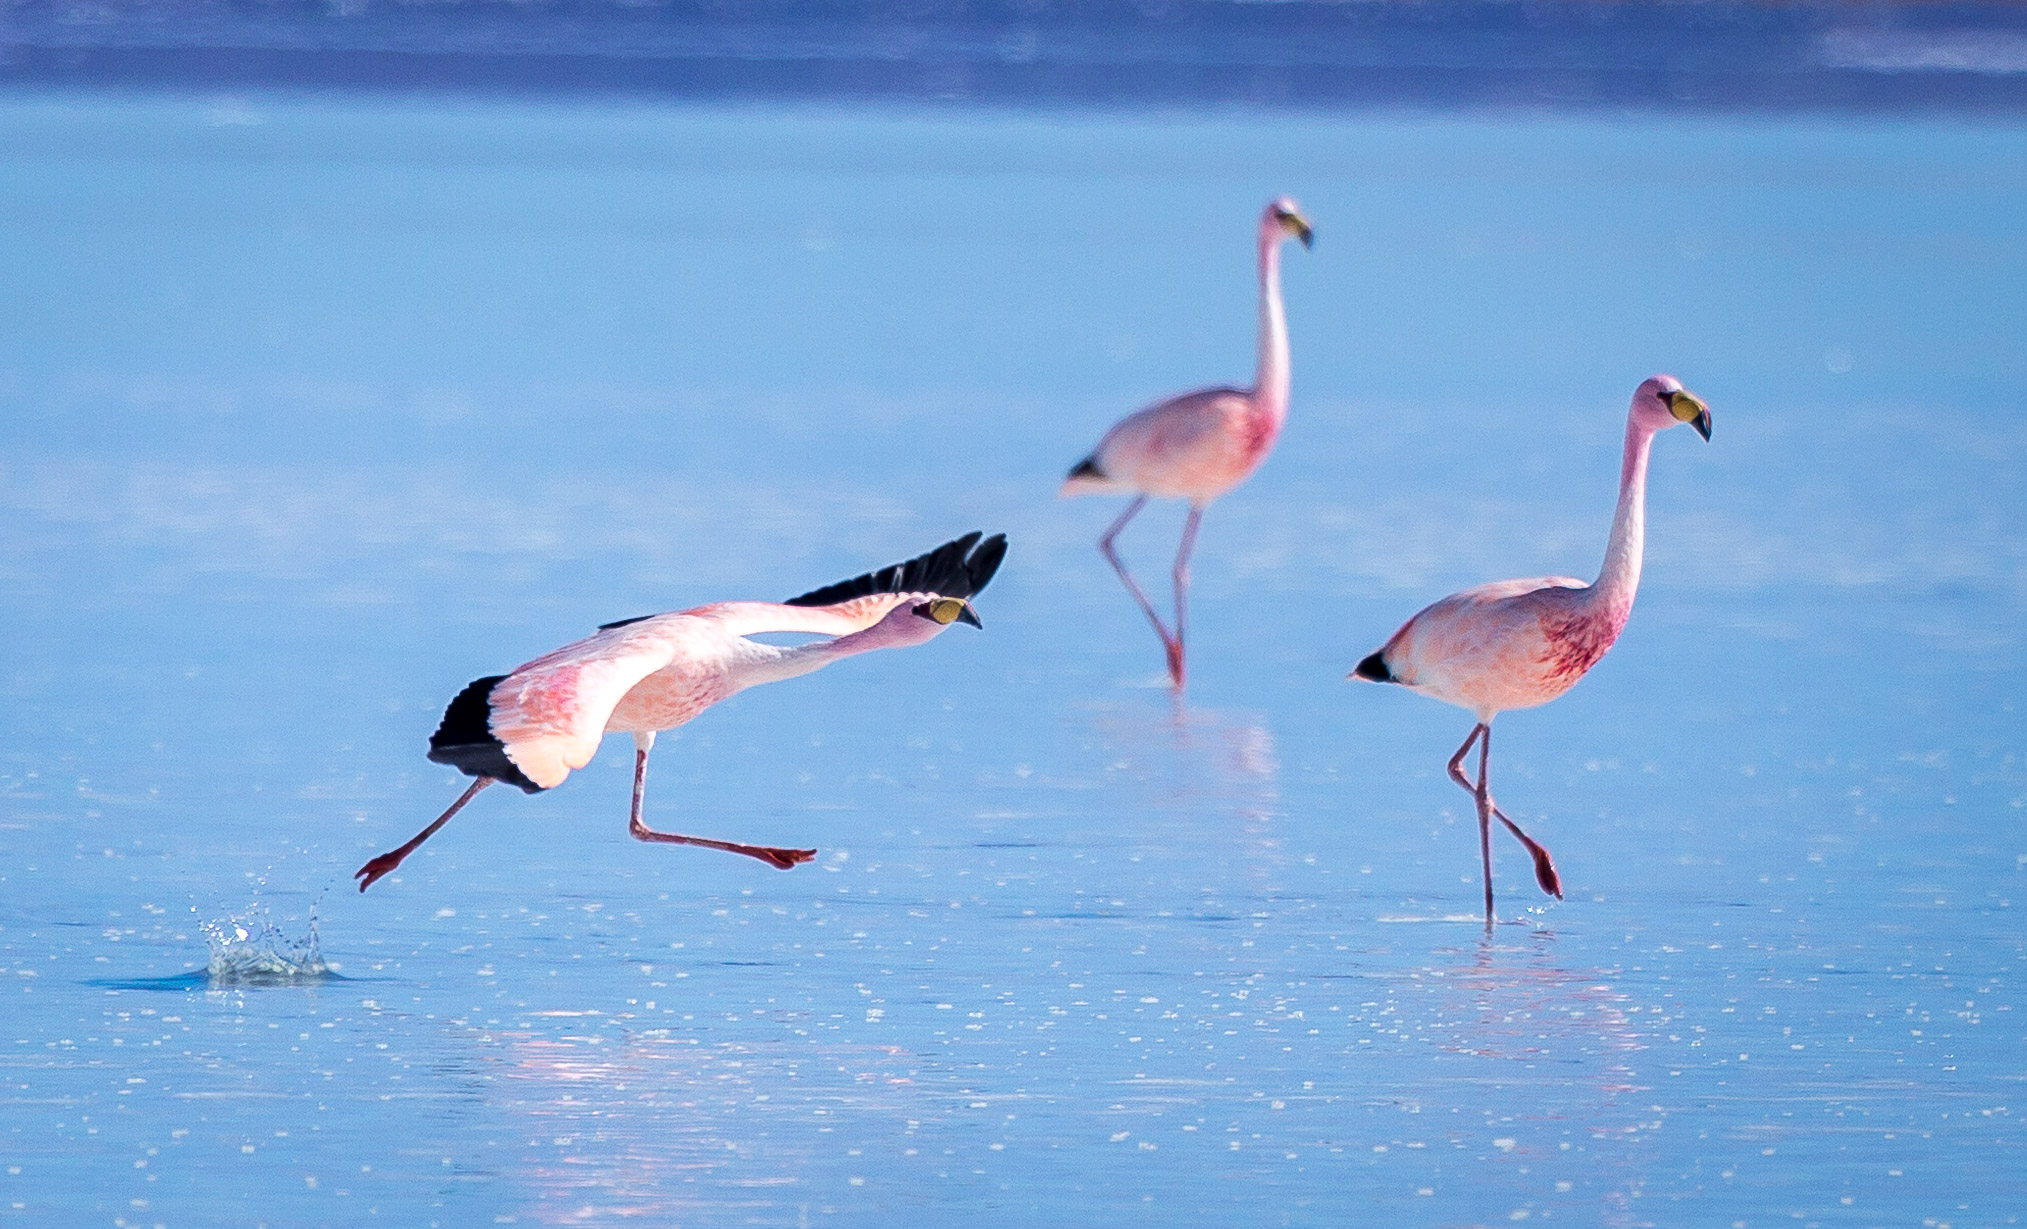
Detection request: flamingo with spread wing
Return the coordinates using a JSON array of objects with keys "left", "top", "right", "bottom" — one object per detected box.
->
[{"left": 356, "top": 532, "right": 1007, "bottom": 891}]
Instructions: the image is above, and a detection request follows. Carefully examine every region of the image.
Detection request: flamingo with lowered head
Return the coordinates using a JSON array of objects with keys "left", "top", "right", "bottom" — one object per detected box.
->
[
  {"left": 1351, "top": 376, "right": 1712, "bottom": 924},
  {"left": 356, "top": 531, "right": 1007, "bottom": 892},
  {"left": 1061, "top": 197, "right": 1313, "bottom": 688}
]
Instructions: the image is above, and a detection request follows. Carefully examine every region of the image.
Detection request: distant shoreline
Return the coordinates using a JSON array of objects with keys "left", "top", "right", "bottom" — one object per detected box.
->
[{"left": 5, "top": 0, "right": 2027, "bottom": 115}]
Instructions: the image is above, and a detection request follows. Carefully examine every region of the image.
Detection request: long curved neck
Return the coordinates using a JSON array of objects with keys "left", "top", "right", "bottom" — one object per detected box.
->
[
  {"left": 1592, "top": 415, "right": 1657, "bottom": 612},
  {"left": 1253, "top": 233, "right": 1290, "bottom": 425},
  {"left": 729, "top": 613, "right": 938, "bottom": 690}
]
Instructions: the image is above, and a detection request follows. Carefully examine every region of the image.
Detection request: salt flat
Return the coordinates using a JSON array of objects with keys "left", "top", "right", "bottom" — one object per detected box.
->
[{"left": 1, "top": 94, "right": 2021, "bottom": 1225}]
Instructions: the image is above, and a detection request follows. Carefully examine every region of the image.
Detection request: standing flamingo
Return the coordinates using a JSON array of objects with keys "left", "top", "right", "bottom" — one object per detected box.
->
[
  {"left": 355, "top": 532, "right": 1007, "bottom": 892},
  {"left": 1350, "top": 376, "right": 1712, "bottom": 924},
  {"left": 1061, "top": 197, "right": 1313, "bottom": 688}
]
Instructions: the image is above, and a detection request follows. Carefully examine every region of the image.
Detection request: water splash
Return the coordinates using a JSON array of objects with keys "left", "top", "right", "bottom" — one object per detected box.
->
[{"left": 199, "top": 899, "right": 335, "bottom": 986}]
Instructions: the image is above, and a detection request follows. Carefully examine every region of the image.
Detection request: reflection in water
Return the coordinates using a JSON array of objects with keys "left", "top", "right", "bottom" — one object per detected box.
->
[
  {"left": 1435, "top": 933, "right": 1643, "bottom": 1065},
  {"left": 492, "top": 1031, "right": 920, "bottom": 1224},
  {"left": 1082, "top": 699, "right": 1282, "bottom": 855},
  {"left": 1421, "top": 933, "right": 1661, "bottom": 1227}
]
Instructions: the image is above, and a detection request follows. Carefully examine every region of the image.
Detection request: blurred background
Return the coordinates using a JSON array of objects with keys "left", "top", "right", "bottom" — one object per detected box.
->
[{"left": 8, "top": 0, "right": 2027, "bottom": 110}]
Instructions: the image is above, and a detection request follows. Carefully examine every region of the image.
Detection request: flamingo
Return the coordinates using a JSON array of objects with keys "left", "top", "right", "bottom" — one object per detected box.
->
[
  {"left": 355, "top": 531, "right": 1007, "bottom": 892},
  {"left": 1061, "top": 196, "right": 1314, "bottom": 688},
  {"left": 1350, "top": 376, "right": 1712, "bottom": 924}
]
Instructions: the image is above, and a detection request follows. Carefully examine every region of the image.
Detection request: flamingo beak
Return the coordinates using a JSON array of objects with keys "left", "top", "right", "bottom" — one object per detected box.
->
[
  {"left": 918, "top": 597, "right": 983, "bottom": 628},
  {"left": 1667, "top": 390, "right": 1712, "bottom": 441},
  {"left": 1286, "top": 215, "right": 1315, "bottom": 249}
]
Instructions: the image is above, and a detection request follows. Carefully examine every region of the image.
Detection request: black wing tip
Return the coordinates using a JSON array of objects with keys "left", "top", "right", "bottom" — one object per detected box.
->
[
  {"left": 425, "top": 674, "right": 543, "bottom": 794},
  {"left": 598, "top": 614, "right": 654, "bottom": 631},
  {"left": 785, "top": 531, "right": 1010, "bottom": 608},
  {"left": 965, "top": 532, "right": 1008, "bottom": 598},
  {"left": 1352, "top": 652, "right": 1395, "bottom": 683},
  {"left": 1067, "top": 456, "right": 1105, "bottom": 481}
]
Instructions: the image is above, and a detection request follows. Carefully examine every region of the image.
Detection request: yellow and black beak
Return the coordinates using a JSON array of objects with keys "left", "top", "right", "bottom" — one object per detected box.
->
[
  {"left": 920, "top": 597, "right": 983, "bottom": 629},
  {"left": 1281, "top": 211, "right": 1315, "bottom": 250},
  {"left": 1667, "top": 389, "right": 1713, "bottom": 442}
]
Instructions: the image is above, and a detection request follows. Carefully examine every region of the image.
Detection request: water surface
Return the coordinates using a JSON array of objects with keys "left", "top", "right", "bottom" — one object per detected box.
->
[{"left": 1, "top": 94, "right": 2023, "bottom": 1225}]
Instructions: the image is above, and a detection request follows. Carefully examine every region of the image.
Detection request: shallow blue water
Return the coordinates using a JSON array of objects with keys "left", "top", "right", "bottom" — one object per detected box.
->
[{"left": 1, "top": 93, "right": 2023, "bottom": 1225}]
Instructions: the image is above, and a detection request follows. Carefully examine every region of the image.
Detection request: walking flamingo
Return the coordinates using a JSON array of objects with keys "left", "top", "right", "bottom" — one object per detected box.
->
[
  {"left": 1061, "top": 197, "right": 1313, "bottom": 688},
  {"left": 355, "top": 531, "right": 1007, "bottom": 892},
  {"left": 1350, "top": 376, "right": 1712, "bottom": 924}
]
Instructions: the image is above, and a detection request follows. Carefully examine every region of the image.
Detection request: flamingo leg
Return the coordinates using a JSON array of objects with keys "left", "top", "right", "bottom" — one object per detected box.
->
[
  {"left": 356, "top": 776, "right": 492, "bottom": 892},
  {"left": 1098, "top": 495, "right": 1183, "bottom": 677},
  {"left": 1492, "top": 806, "right": 1563, "bottom": 900},
  {"left": 1446, "top": 723, "right": 1486, "bottom": 794},
  {"left": 1169, "top": 505, "right": 1203, "bottom": 689},
  {"left": 626, "top": 737, "right": 815, "bottom": 871},
  {"left": 1447, "top": 723, "right": 1562, "bottom": 906},
  {"left": 1475, "top": 724, "right": 1496, "bottom": 925}
]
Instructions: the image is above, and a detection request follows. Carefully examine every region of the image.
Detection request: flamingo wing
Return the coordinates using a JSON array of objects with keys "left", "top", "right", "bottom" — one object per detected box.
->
[
  {"left": 716, "top": 529, "right": 1010, "bottom": 635},
  {"left": 1378, "top": 577, "right": 1589, "bottom": 668},
  {"left": 599, "top": 532, "right": 1007, "bottom": 640},
  {"left": 784, "top": 530, "right": 1006, "bottom": 607},
  {"left": 1088, "top": 388, "right": 1258, "bottom": 496},
  {"left": 426, "top": 627, "right": 683, "bottom": 793}
]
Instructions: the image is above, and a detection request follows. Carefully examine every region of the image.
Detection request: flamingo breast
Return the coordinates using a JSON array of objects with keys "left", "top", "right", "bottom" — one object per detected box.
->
[{"left": 1537, "top": 601, "right": 1630, "bottom": 691}]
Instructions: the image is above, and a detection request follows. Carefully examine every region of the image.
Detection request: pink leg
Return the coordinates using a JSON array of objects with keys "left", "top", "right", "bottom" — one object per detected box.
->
[
  {"left": 1168, "top": 505, "right": 1203, "bottom": 689},
  {"left": 1475, "top": 726, "right": 1496, "bottom": 925},
  {"left": 1098, "top": 496, "right": 1182, "bottom": 675},
  {"left": 356, "top": 776, "right": 492, "bottom": 892},
  {"left": 1446, "top": 723, "right": 1485, "bottom": 795},
  {"left": 1493, "top": 806, "right": 1563, "bottom": 901},
  {"left": 627, "top": 744, "right": 815, "bottom": 871},
  {"left": 1448, "top": 724, "right": 1563, "bottom": 908},
  {"left": 1478, "top": 737, "right": 1561, "bottom": 902},
  {"left": 1444, "top": 724, "right": 1493, "bottom": 922}
]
